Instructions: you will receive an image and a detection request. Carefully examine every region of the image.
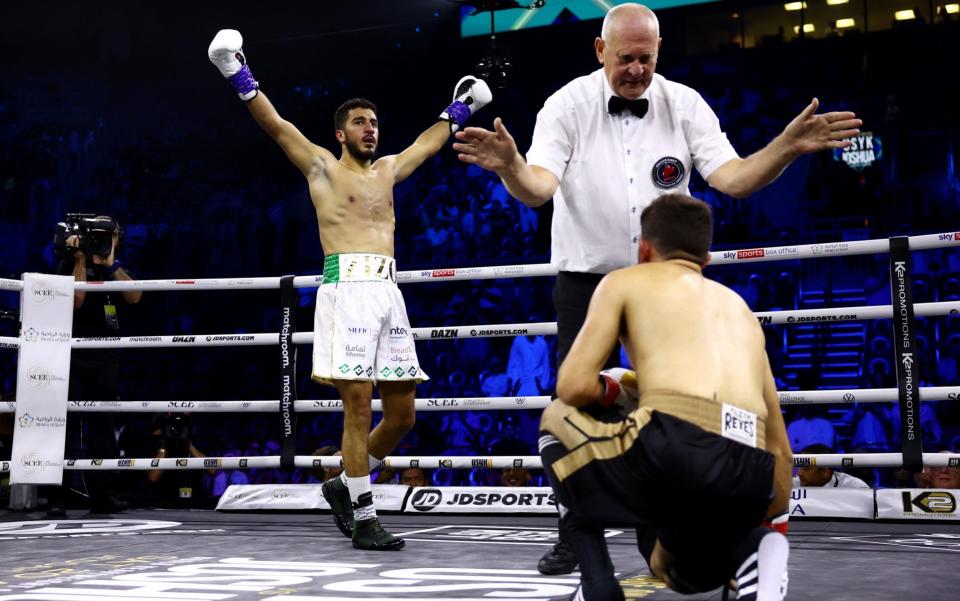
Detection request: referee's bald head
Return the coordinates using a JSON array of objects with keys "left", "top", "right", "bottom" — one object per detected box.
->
[{"left": 601, "top": 3, "right": 659, "bottom": 41}]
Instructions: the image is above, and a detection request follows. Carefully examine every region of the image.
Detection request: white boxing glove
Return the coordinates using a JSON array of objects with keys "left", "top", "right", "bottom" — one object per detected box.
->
[
  {"left": 598, "top": 368, "right": 639, "bottom": 414},
  {"left": 439, "top": 75, "right": 492, "bottom": 133},
  {"left": 208, "top": 29, "right": 259, "bottom": 101}
]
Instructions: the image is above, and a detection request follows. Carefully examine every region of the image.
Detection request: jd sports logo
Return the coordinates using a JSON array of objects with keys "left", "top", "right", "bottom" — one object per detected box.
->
[
  {"left": 902, "top": 491, "right": 957, "bottom": 514},
  {"left": 411, "top": 488, "right": 443, "bottom": 512}
]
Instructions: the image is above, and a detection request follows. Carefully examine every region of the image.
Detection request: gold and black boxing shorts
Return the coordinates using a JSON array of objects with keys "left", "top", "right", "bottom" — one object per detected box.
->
[{"left": 538, "top": 397, "right": 775, "bottom": 591}]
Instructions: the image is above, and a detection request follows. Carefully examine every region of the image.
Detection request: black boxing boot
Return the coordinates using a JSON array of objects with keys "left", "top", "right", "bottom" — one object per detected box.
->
[
  {"left": 351, "top": 492, "right": 404, "bottom": 551},
  {"left": 538, "top": 515, "right": 579, "bottom": 575},
  {"left": 321, "top": 476, "right": 354, "bottom": 538}
]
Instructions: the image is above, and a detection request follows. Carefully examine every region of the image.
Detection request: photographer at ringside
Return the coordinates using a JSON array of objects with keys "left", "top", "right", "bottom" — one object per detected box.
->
[
  {"left": 51, "top": 214, "right": 142, "bottom": 514},
  {"left": 148, "top": 413, "right": 216, "bottom": 508}
]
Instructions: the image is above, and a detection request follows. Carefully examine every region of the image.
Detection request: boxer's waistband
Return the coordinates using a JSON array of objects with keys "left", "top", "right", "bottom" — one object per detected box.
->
[
  {"left": 322, "top": 253, "right": 396, "bottom": 284},
  {"left": 640, "top": 390, "right": 766, "bottom": 449}
]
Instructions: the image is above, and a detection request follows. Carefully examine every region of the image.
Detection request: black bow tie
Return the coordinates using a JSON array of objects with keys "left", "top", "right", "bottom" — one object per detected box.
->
[{"left": 608, "top": 96, "right": 649, "bottom": 118}]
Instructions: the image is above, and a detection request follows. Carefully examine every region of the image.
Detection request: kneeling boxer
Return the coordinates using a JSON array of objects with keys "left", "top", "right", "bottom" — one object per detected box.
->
[
  {"left": 208, "top": 29, "right": 491, "bottom": 550},
  {"left": 539, "top": 193, "right": 793, "bottom": 600}
]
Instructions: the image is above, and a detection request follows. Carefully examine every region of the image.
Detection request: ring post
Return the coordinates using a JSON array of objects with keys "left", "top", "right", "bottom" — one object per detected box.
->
[
  {"left": 889, "top": 236, "right": 924, "bottom": 472},
  {"left": 279, "top": 275, "right": 298, "bottom": 470}
]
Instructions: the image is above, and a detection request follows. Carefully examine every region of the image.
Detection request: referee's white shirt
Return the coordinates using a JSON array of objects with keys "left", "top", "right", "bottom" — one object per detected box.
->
[{"left": 526, "top": 69, "right": 739, "bottom": 274}]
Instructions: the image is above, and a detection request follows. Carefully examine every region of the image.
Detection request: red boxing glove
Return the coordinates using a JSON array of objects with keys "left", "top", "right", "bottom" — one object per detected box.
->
[
  {"left": 599, "top": 373, "right": 622, "bottom": 407},
  {"left": 598, "top": 369, "right": 639, "bottom": 414},
  {"left": 762, "top": 511, "right": 789, "bottom": 536}
]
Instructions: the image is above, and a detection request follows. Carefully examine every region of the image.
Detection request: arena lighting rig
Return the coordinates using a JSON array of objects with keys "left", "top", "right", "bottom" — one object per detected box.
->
[{"left": 451, "top": 0, "right": 546, "bottom": 88}]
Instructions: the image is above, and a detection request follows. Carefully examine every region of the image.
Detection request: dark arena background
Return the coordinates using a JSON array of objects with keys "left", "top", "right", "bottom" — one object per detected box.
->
[{"left": 1, "top": 1, "right": 960, "bottom": 600}]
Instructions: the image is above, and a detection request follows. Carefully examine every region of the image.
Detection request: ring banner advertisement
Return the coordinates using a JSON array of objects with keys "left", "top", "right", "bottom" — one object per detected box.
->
[
  {"left": 404, "top": 486, "right": 558, "bottom": 514},
  {"left": 789, "top": 488, "right": 875, "bottom": 519},
  {"left": 217, "top": 485, "right": 916, "bottom": 519},
  {"left": 11, "top": 273, "right": 74, "bottom": 484},
  {"left": 877, "top": 488, "right": 960, "bottom": 520},
  {"left": 216, "top": 483, "right": 408, "bottom": 511}
]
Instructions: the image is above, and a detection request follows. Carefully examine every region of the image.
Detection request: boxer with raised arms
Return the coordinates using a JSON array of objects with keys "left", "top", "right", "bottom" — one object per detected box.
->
[{"left": 208, "top": 29, "right": 491, "bottom": 550}]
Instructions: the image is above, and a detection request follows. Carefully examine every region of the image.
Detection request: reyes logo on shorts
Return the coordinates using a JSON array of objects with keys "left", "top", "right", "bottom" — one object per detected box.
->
[{"left": 721, "top": 404, "right": 757, "bottom": 448}]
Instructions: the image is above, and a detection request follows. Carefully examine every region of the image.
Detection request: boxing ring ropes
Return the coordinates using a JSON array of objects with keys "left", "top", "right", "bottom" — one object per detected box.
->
[{"left": 2, "top": 231, "right": 960, "bottom": 484}]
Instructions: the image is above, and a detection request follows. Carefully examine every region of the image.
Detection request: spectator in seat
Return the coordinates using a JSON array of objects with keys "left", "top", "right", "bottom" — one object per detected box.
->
[
  {"left": 787, "top": 406, "right": 836, "bottom": 451},
  {"left": 400, "top": 467, "right": 429, "bottom": 487},
  {"left": 793, "top": 444, "right": 870, "bottom": 488}
]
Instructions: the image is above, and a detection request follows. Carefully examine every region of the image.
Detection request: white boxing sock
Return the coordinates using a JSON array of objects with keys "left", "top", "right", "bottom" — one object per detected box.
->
[
  {"left": 346, "top": 475, "right": 376, "bottom": 521},
  {"left": 338, "top": 456, "right": 381, "bottom": 482}
]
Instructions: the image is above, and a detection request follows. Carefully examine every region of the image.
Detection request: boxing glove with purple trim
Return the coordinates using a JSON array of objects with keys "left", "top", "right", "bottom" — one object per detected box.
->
[
  {"left": 439, "top": 76, "right": 492, "bottom": 133},
  {"left": 598, "top": 368, "right": 640, "bottom": 414},
  {"left": 208, "top": 29, "right": 259, "bottom": 101}
]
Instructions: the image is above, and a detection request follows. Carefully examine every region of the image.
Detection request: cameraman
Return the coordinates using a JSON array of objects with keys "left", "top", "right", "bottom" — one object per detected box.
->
[
  {"left": 147, "top": 413, "right": 216, "bottom": 508},
  {"left": 54, "top": 215, "right": 142, "bottom": 514}
]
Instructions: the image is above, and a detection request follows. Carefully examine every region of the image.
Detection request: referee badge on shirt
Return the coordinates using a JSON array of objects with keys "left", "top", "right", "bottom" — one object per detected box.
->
[{"left": 652, "top": 156, "right": 685, "bottom": 189}]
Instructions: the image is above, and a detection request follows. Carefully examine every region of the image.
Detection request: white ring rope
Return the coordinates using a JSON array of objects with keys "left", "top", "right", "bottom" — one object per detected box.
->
[
  {"left": 791, "top": 453, "right": 960, "bottom": 469},
  {"left": 2, "top": 300, "right": 956, "bottom": 351},
  {"left": 2, "top": 387, "right": 959, "bottom": 414},
  {"left": 2, "top": 230, "right": 955, "bottom": 293},
  {"left": 2, "top": 232, "right": 958, "bottom": 478},
  {"left": 0, "top": 397, "right": 551, "bottom": 413},
  {"left": 755, "top": 300, "right": 960, "bottom": 325},
  {"left": 2, "top": 453, "right": 959, "bottom": 472}
]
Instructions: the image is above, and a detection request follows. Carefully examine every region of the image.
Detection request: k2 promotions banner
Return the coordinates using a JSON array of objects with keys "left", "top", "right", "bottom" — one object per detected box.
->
[
  {"left": 10, "top": 273, "right": 74, "bottom": 484},
  {"left": 877, "top": 488, "right": 960, "bottom": 520}
]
